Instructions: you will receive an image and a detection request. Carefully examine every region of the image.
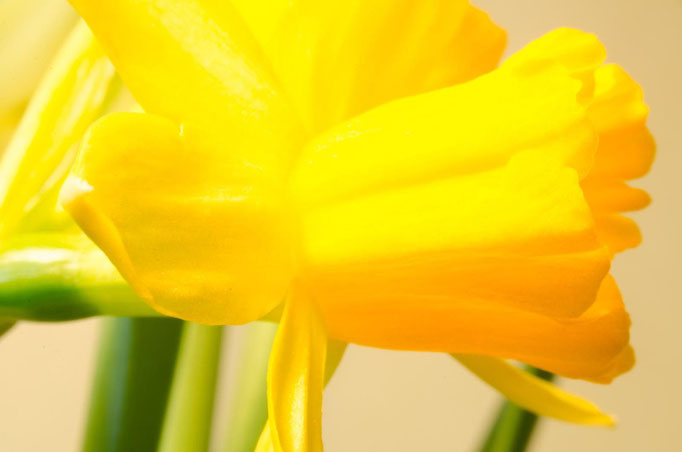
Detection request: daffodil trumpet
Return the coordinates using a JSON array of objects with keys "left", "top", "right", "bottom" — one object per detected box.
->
[{"left": 4, "top": 0, "right": 653, "bottom": 451}]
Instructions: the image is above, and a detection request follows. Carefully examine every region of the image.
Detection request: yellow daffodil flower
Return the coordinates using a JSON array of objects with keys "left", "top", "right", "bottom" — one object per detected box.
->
[{"left": 58, "top": 1, "right": 654, "bottom": 450}]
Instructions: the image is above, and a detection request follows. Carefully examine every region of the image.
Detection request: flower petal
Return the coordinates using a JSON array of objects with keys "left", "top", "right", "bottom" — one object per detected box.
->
[
  {"left": 267, "top": 287, "right": 326, "bottom": 452},
  {"left": 592, "top": 214, "right": 642, "bottom": 254},
  {"left": 60, "top": 112, "right": 296, "bottom": 325},
  {"left": 294, "top": 28, "right": 632, "bottom": 382},
  {"left": 588, "top": 64, "right": 654, "bottom": 180},
  {"left": 0, "top": 106, "right": 23, "bottom": 151},
  {"left": 0, "top": 0, "right": 77, "bottom": 113},
  {"left": 256, "top": 339, "right": 346, "bottom": 452},
  {"left": 292, "top": 28, "right": 605, "bottom": 209},
  {"left": 582, "top": 177, "right": 650, "bottom": 213},
  {"left": 453, "top": 355, "right": 615, "bottom": 426},
  {"left": 582, "top": 64, "right": 654, "bottom": 254},
  {"left": 302, "top": 149, "right": 609, "bottom": 320},
  {"left": 232, "top": 0, "right": 506, "bottom": 132},
  {"left": 314, "top": 269, "right": 630, "bottom": 382},
  {"left": 0, "top": 23, "right": 115, "bottom": 238},
  {"left": 67, "top": 0, "right": 303, "bottom": 154},
  {"left": 254, "top": 424, "right": 275, "bottom": 452}
]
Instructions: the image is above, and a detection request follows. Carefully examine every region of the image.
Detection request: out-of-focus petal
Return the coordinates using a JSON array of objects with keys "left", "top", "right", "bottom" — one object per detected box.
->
[
  {"left": 60, "top": 112, "right": 296, "bottom": 325},
  {"left": 590, "top": 127, "right": 655, "bottom": 180},
  {"left": 232, "top": 0, "right": 505, "bottom": 132},
  {"left": 292, "top": 28, "right": 605, "bottom": 209},
  {"left": 0, "top": 23, "right": 115, "bottom": 238},
  {"left": 302, "top": 150, "right": 609, "bottom": 320},
  {"left": 267, "top": 287, "right": 326, "bottom": 452},
  {"left": 0, "top": 106, "right": 23, "bottom": 153},
  {"left": 67, "top": 0, "right": 303, "bottom": 158},
  {"left": 0, "top": 0, "right": 77, "bottom": 113},
  {"left": 454, "top": 355, "right": 614, "bottom": 426}
]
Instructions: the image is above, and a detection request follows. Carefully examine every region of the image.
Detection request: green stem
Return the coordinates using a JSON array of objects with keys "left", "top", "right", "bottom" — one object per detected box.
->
[
  {"left": 158, "top": 323, "right": 224, "bottom": 452},
  {"left": 82, "top": 317, "right": 184, "bottom": 452},
  {"left": 0, "top": 234, "right": 159, "bottom": 321},
  {"left": 222, "top": 321, "right": 278, "bottom": 452},
  {"left": 479, "top": 367, "right": 555, "bottom": 452}
]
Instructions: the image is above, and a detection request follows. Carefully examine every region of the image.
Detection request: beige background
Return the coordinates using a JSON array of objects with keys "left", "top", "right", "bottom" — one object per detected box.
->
[{"left": 1, "top": 0, "right": 681, "bottom": 451}]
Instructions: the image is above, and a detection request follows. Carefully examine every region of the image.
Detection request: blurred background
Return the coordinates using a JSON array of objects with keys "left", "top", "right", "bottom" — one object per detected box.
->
[{"left": 1, "top": 0, "right": 681, "bottom": 450}]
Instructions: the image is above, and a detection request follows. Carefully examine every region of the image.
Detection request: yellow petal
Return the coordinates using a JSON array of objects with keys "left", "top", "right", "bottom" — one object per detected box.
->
[
  {"left": 502, "top": 28, "right": 605, "bottom": 84},
  {"left": 453, "top": 354, "right": 615, "bottom": 426},
  {"left": 589, "top": 65, "right": 649, "bottom": 135},
  {"left": 0, "top": 0, "right": 77, "bottom": 113},
  {"left": 60, "top": 112, "right": 296, "bottom": 325},
  {"left": 294, "top": 28, "right": 629, "bottom": 381},
  {"left": 591, "top": 125, "right": 655, "bottom": 181},
  {"left": 229, "top": 0, "right": 292, "bottom": 47},
  {"left": 581, "top": 176, "right": 650, "bottom": 213},
  {"left": 233, "top": 0, "right": 505, "bottom": 132},
  {"left": 292, "top": 28, "right": 604, "bottom": 209},
  {"left": 592, "top": 214, "right": 642, "bottom": 254},
  {"left": 0, "top": 22, "right": 115, "bottom": 238},
  {"left": 315, "top": 271, "right": 630, "bottom": 382},
  {"left": 302, "top": 149, "right": 609, "bottom": 321},
  {"left": 254, "top": 424, "right": 275, "bottom": 452},
  {"left": 0, "top": 105, "right": 23, "bottom": 153},
  {"left": 67, "top": 0, "right": 303, "bottom": 160},
  {"left": 256, "top": 339, "right": 345, "bottom": 452},
  {"left": 581, "top": 64, "right": 654, "bottom": 254},
  {"left": 267, "top": 286, "right": 326, "bottom": 452}
]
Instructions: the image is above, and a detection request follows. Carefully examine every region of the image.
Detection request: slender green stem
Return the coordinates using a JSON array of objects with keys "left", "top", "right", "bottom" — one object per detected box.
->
[
  {"left": 82, "top": 317, "right": 184, "bottom": 452},
  {"left": 479, "top": 367, "right": 555, "bottom": 452},
  {"left": 158, "top": 323, "right": 224, "bottom": 452},
  {"left": 0, "top": 234, "right": 159, "bottom": 321},
  {"left": 222, "top": 321, "right": 278, "bottom": 452}
]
